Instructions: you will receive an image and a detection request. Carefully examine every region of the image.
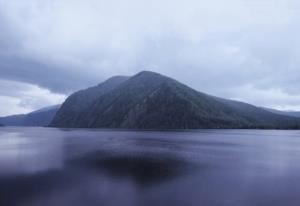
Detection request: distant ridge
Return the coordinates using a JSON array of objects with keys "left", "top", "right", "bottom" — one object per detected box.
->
[
  {"left": 262, "top": 107, "right": 300, "bottom": 118},
  {"left": 0, "top": 105, "right": 61, "bottom": 127},
  {"left": 50, "top": 71, "right": 300, "bottom": 129}
]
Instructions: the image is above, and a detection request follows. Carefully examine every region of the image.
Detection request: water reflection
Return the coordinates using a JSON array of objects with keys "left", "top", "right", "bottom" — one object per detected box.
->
[
  {"left": 1, "top": 128, "right": 300, "bottom": 206},
  {"left": 0, "top": 169, "right": 73, "bottom": 206},
  {"left": 0, "top": 130, "right": 64, "bottom": 176},
  {"left": 71, "top": 151, "right": 198, "bottom": 185}
]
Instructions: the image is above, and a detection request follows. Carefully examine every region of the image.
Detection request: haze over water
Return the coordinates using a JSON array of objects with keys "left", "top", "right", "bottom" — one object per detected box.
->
[{"left": 0, "top": 127, "right": 300, "bottom": 206}]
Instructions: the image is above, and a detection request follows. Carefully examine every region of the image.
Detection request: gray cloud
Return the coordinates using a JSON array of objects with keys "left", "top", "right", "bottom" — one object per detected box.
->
[
  {"left": 0, "top": 54, "right": 102, "bottom": 93},
  {"left": 0, "top": 79, "right": 65, "bottom": 116},
  {"left": 0, "top": 0, "right": 300, "bottom": 114}
]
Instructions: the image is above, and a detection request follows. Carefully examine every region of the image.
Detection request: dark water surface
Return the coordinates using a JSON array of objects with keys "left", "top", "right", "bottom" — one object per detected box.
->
[{"left": 1, "top": 127, "right": 300, "bottom": 206}]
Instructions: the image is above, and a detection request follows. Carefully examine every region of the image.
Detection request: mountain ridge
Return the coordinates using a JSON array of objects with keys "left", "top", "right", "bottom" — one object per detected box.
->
[
  {"left": 50, "top": 71, "right": 300, "bottom": 129},
  {"left": 262, "top": 107, "right": 300, "bottom": 118},
  {"left": 50, "top": 75, "right": 129, "bottom": 127},
  {"left": 0, "top": 105, "right": 60, "bottom": 127}
]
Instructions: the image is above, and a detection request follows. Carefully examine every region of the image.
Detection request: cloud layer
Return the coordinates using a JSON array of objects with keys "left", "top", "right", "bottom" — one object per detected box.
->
[
  {"left": 0, "top": 79, "right": 65, "bottom": 116},
  {"left": 0, "top": 0, "right": 300, "bottom": 115}
]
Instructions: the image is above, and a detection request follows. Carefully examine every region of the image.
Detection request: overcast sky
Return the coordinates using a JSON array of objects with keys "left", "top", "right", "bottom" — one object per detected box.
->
[{"left": 0, "top": 0, "right": 300, "bottom": 116}]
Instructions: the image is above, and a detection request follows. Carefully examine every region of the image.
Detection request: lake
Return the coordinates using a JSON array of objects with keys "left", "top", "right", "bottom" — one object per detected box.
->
[{"left": 0, "top": 127, "right": 300, "bottom": 206}]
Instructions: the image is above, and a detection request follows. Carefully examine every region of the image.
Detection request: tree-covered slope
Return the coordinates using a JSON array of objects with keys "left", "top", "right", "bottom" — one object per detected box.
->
[
  {"left": 50, "top": 71, "right": 300, "bottom": 129},
  {"left": 50, "top": 76, "right": 129, "bottom": 127}
]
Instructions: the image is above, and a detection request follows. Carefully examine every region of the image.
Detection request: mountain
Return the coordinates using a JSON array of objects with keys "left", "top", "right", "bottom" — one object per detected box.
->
[
  {"left": 0, "top": 114, "right": 26, "bottom": 126},
  {"left": 262, "top": 108, "right": 300, "bottom": 118},
  {"left": 0, "top": 105, "right": 60, "bottom": 127},
  {"left": 283, "top": 111, "right": 300, "bottom": 118},
  {"left": 51, "top": 76, "right": 129, "bottom": 127},
  {"left": 50, "top": 71, "right": 300, "bottom": 129}
]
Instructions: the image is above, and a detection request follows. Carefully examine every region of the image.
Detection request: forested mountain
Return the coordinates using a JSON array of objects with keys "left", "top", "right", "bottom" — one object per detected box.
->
[
  {"left": 50, "top": 71, "right": 300, "bottom": 129},
  {"left": 50, "top": 76, "right": 129, "bottom": 127}
]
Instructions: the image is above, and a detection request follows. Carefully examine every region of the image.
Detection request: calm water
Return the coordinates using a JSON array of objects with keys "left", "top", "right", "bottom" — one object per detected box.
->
[{"left": 0, "top": 127, "right": 300, "bottom": 206}]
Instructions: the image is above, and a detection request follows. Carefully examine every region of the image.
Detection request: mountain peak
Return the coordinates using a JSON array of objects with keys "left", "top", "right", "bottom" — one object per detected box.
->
[
  {"left": 98, "top": 75, "right": 129, "bottom": 86},
  {"left": 131, "top": 70, "right": 172, "bottom": 84},
  {"left": 136, "top": 70, "right": 161, "bottom": 76},
  {"left": 133, "top": 71, "right": 168, "bottom": 80},
  {"left": 50, "top": 71, "right": 300, "bottom": 129}
]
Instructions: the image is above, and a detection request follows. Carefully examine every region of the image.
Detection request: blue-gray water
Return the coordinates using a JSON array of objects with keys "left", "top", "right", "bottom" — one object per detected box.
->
[{"left": 1, "top": 127, "right": 300, "bottom": 206}]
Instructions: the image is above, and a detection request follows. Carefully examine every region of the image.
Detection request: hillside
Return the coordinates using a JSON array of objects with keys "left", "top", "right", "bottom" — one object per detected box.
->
[
  {"left": 51, "top": 76, "right": 129, "bottom": 127},
  {"left": 50, "top": 71, "right": 300, "bottom": 129},
  {"left": 0, "top": 105, "right": 60, "bottom": 127},
  {"left": 262, "top": 108, "right": 300, "bottom": 118}
]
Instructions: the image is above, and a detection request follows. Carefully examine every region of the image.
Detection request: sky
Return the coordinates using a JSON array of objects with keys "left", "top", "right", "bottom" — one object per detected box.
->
[{"left": 0, "top": 0, "right": 300, "bottom": 116}]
